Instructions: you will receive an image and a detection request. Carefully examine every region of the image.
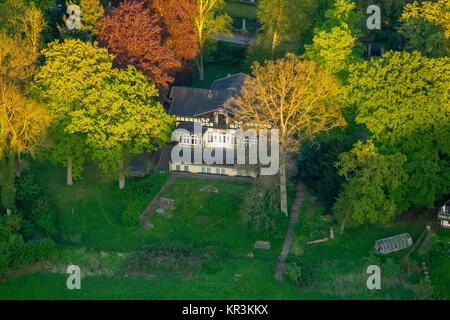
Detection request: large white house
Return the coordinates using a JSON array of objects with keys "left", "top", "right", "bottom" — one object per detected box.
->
[{"left": 166, "top": 73, "right": 257, "bottom": 178}]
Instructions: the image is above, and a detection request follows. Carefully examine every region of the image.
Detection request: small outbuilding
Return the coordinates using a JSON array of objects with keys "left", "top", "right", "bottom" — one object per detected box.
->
[
  {"left": 374, "top": 233, "right": 413, "bottom": 254},
  {"left": 438, "top": 199, "right": 450, "bottom": 229},
  {"left": 130, "top": 163, "right": 146, "bottom": 177}
]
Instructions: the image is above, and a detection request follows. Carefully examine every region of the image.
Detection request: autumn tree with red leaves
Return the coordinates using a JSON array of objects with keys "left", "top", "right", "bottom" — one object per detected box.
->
[
  {"left": 97, "top": 1, "right": 180, "bottom": 91},
  {"left": 151, "top": 0, "right": 199, "bottom": 61}
]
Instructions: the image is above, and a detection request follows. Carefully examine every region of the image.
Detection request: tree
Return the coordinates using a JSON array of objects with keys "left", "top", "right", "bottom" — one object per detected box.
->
[
  {"left": 346, "top": 50, "right": 450, "bottom": 211},
  {"left": 257, "top": 0, "right": 317, "bottom": 59},
  {"left": 0, "top": 0, "right": 47, "bottom": 53},
  {"left": 80, "top": 0, "right": 104, "bottom": 35},
  {"left": 401, "top": 0, "right": 450, "bottom": 38},
  {"left": 334, "top": 140, "right": 408, "bottom": 233},
  {"left": 399, "top": 0, "right": 450, "bottom": 58},
  {"left": 21, "top": 2, "right": 47, "bottom": 54},
  {"left": 303, "top": 24, "right": 357, "bottom": 75},
  {"left": 66, "top": 66, "right": 174, "bottom": 189},
  {"left": 0, "top": 1, "right": 47, "bottom": 84},
  {"left": 240, "top": 176, "right": 282, "bottom": 231},
  {"left": 303, "top": 0, "right": 363, "bottom": 76},
  {"left": 151, "top": 0, "right": 199, "bottom": 61},
  {"left": 97, "top": 1, "right": 180, "bottom": 91},
  {"left": 193, "top": 0, "right": 232, "bottom": 80},
  {"left": 30, "top": 39, "right": 113, "bottom": 185},
  {"left": 59, "top": 0, "right": 104, "bottom": 41},
  {"left": 355, "top": 0, "right": 410, "bottom": 55},
  {"left": 297, "top": 117, "right": 364, "bottom": 208},
  {"left": 0, "top": 84, "right": 51, "bottom": 214},
  {"left": 399, "top": 16, "right": 449, "bottom": 58},
  {"left": 226, "top": 53, "right": 345, "bottom": 215},
  {"left": 0, "top": 31, "right": 37, "bottom": 84}
]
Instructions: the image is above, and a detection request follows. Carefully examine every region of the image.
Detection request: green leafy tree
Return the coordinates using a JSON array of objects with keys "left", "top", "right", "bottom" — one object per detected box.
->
[
  {"left": 346, "top": 50, "right": 450, "bottom": 211},
  {"left": 399, "top": 17, "right": 449, "bottom": 58},
  {"left": 401, "top": 0, "right": 450, "bottom": 38},
  {"left": 79, "top": 0, "right": 104, "bottom": 35},
  {"left": 194, "top": 0, "right": 232, "bottom": 80},
  {"left": 256, "top": 0, "right": 317, "bottom": 59},
  {"left": 59, "top": 0, "right": 104, "bottom": 41},
  {"left": 334, "top": 140, "right": 408, "bottom": 232},
  {"left": 399, "top": 0, "right": 450, "bottom": 58},
  {"left": 355, "top": 0, "right": 410, "bottom": 55},
  {"left": 66, "top": 66, "right": 174, "bottom": 189},
  {"left": 30, "top": 39, "right": 113, "bottom": 185},
  {"left": 303, "top": 0, "right": 363, "bottom": 76},
  {"left": 303, "top": 24, "right": 356, "bottom": 75}
]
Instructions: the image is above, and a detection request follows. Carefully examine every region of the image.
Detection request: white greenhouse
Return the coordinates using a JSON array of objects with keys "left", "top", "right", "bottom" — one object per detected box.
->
[{"left": 374, "top": 233, "right": 413, "bottom": 254}]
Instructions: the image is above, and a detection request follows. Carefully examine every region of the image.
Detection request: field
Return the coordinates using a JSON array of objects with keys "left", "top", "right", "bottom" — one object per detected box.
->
[
  {"left": 0, "top": 161, "right": 438, "bottom": 299},
  {"left": 224, "top": 1, "right": 258, "bottom": 21}
]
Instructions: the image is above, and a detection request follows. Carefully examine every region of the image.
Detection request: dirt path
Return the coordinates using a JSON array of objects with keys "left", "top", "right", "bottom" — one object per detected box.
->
[
  {"left": 419, "top": 232, "right": 435, "bottom": 255},
  {"left": 140, "top": 174, "right": 177, "bottom": 230},
  {"left": 275, "top": 183, "right": 305, "bottom": 282}
]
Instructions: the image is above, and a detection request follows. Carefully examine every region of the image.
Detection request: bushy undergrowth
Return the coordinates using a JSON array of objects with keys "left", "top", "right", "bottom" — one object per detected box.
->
[
  {"left": 285, "top": 257, "right": 319, "bottom": 289},
  {"left": 119, "top": 172, "right": 170, "bottom": 227},
  {"left": 122, "top": 243, "right": 221, "bottom": 278},
  {"left": 0, "top": 174, "right": 57, "bottom": 276}
]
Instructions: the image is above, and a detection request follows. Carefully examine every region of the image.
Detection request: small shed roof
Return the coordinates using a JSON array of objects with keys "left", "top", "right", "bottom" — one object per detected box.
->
[
  {"left": 438, "top": 199, "right": 450, "bottom": 219},
  {"left": 374, "top": 233, "right": 413, "bottom": 254}
]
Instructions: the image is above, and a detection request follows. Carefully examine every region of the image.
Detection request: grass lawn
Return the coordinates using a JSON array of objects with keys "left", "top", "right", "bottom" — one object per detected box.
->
[
  {"left": 426, "top": 229, "right": 450, "bottom": 299},
  {"left": 224, "top": 1, "right": 258, "bottom": 20},
  {"left": 0, "top": 161, "right": 440, "bottom": 299},
  {"left": 286, "top": 194, "right": 432, "bottom": 299},
  {"left": 0, "top": 162, "right": 296, "bottom": 299}
]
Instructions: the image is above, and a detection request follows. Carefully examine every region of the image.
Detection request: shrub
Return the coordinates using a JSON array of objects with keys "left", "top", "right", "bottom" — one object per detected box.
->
[
  {"left": 240, "top": 176, "right": 281, "bottom": 231},
  {"left": 21, "top": 238, "right": 57, "bottom": 263},
  {"left": 35, "top": 211, "right": 58, "bottom": 238},
  {"left": 290, "top": 236, "right": 305, "bottom": 256},
  {"left": 122, "top": 200, "right": 146, "bottom": 227},
  {"left": 285, "top": 262, "right": 302, "bottom": 285},
  {"left": 122, "top": 244, "right": 220, "bottom": 277},
  {"left": 120, "top": 173, "right": 170, "bottom": 227},
  {"left": 285, "top": 258, "right": 319, "bottom": 289},
  {"left": 15, "top": 174, "right": 42, "bottom": 212}
]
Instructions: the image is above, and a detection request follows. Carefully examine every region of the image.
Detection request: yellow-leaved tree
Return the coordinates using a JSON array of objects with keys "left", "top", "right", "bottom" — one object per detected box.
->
[
  {"left": 226, "top": 53, "right": 345, "bottom": 215},
  {"left": 402, "top": 0, "right": 450, "bottom": 38},
  {"left": 0, "top": 84, "right": 51, "bottom": 214}
]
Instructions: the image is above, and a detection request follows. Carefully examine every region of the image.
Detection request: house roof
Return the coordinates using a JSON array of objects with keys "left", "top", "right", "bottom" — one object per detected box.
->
[
  {"left": 168, "top": 73, "right": 250, "bottom": 117},
  {"left": 210, "top": 73, "right": 248, "bottom": 91}
]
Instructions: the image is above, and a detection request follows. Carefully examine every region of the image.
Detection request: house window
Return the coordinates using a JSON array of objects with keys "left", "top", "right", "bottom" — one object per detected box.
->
[
  {"left": 218, "top": 132, "right": 226, "bottom": 144},
  {"left": 182, "top": 134, "right": 190, "bottom": 144},
  {"left": 221, "top": 169, "right": 225, "bottom": 175},
  {"left": 206, "top": 131, "right": 214, "bottom": 143},
  {"left": 207, "top": 167, "right": 211, "bottom": 173},
  {"left": 201, "top": 167, "right": 206, "bottom": 173},
  {"left": 216, "top": 168, "right": 221, "bottom": 174},
  {"left": 237, "top": 170, "right": 242, "bottom": 176},
  {"left": 175, "top": 165, "right": 180, "bottom": 171},
  {"left": 184, "top": 166, "right": 189, "bottom": 172},
  {"left": 191, "top": 134, "right": 199, "bottom": 145}
]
